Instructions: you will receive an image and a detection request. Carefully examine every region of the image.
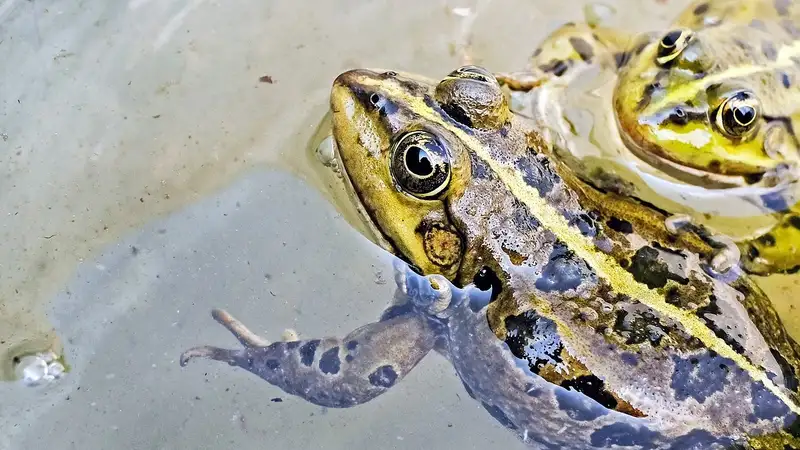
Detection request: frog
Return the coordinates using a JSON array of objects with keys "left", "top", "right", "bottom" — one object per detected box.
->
[
  {"left": 180, "top": 65, "right": 800, "bottom": 449},
  {"left": 495, "top": 0, "right": 800, "bottom": 276}
]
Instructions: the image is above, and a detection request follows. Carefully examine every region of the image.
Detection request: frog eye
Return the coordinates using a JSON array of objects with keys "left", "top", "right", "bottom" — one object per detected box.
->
[
  {"left": 447, "top": 65, "right": 496, "bottom": 84},
  {"left": 656, "top": 29, "right": 693, "bottom": 65},
  {"left": 390, "top": 131, "right": 451, "bottom": 199},
  {"left": 714, "top": 90, "right": 761, "bottom": 138}
]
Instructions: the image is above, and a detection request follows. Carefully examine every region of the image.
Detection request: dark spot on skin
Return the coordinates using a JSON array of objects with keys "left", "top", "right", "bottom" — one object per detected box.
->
[
  {"left": 535, "top": 242, "right": 592, "bottom": 292},
  {"left": 775, "top": 0, "right": 790, "bottom": 16},
  {"left": 788, "top": 417, "right": 800, "bottom": 438},
  {"left": 770, "top": 348, "right": 799, "bottom": 391},
  {"left": 668, "top": 429, "right": 732, "bottom": 450},
  {"left": 734, "top": 38, "right": 751, "bottom": 52},
  {"left": 345, "top": 355, "right": 354, "bottom": 363},
  {"left": 539, "top": 59, "right": 569, "bottom": 77},
  {"left": 270, "top": 397, "right": 283, "bottom": 402},
  {"left": 319, "top": 347, "right": 341, "bottom": 375},
  {"left": 264, "top": 359, "right": 280, "bottom": 370},
  {"left": 569, "top": 213, "right": 597, "bottom": 237},
  {"left": 555, "top": 385, "right": 609, "bottom": 421},
  {"left": 511, "top": 196, "right": 542, "bottom": 229},
  {"left": 762, "top": 41, "right": 778, "bottom": 61},
  {"left": 750, "top": 380, "right": 792, "bottom": 422},
  {"left": 515, "top": 154, "right": 559, "bottom": 195},
  {"left": 606, "top": 217, "right": 633, "bottom": 234},
  {"left": 590, "top": 423, "right": 662, "bottom": 448},
  {"left": 613, "top": 52, "right": 628, "bottom": 68},
  {"left": 470, "top": 156, "right": 491, "bottom": 180},
  {"left": 782, "top": 72, "right": 792, "bottom": 88},
  {"left": 368, "top": 365, "right": 398, "bottom": 388},
  {"left": 627, "top": 246, "right": 689, "bottom": 289},
  {"left": 620, "top": 352, "right": 639, "bottom": 366},
  {"left": 568, "top": 36, "right": 594, "bottom": 62},
  {"left": 758, "top": 233, "right": 777, "bottom": 247},
  {"left": 346, "top": 340, "right": 358, "bottom": 351},
  {"left": 671, "top": 353, "right": 732, "bottom": 402},
  {"left": 285, "top": 341, "right": 301, "bottom": 350},
  {"left": 789, "top": 215, "right": 800, "bottom": 229},
  {"left": 481, "top": 402, "right": 517, "bottom": 430},
  {"left": 505, "top": 311, "right": 564, "bottom": 375},
  {"left": 745, "top": 172, "right": 765, "bottom": 184},
  {"left": 762, "top": 191, "right": 790, "bottom": 212},
  {"left": 299, "top": 339, "right": 320, "bottom": 366},
  {"left": 532, "top": 48, "right": 542, "bottom": 57},
  {"left": 561, "top": 375, "right": 618, "bottom": 411},
  {"left": 441, "top": 103, "right": 473, "bottom": 128},
  {"left": 708, "top": 160, "right": 722, "bottom": 172},
  {"left": 748, "top": 244, "right": 761, "bottom": 260},
  {"left": 472, "top": 266, "right": 502, "bottom": 310},
  {"left": 693, "top": 2, "right": 709, "bottom": 15},
  {"left": 614, "top": 309, "right": 669, "bottom": 346}
]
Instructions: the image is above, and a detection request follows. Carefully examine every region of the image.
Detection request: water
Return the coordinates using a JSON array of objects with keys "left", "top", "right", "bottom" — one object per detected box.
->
[{"left": 3, "top": 0, "right": 797, "bottom": 448}]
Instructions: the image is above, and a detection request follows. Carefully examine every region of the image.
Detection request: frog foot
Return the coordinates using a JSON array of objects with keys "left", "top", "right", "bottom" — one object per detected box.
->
[
  {"left": 495, "top": 71, "right": 547, "bottom": 93},
  {"left": 665, "top": 214, "right": 741, "bottom": 277},
  {"left": 180, "top": 305, "right": 438, "bottom": 408}
]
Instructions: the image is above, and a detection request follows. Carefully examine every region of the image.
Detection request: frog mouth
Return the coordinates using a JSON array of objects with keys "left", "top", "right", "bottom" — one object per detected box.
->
[
  {"left": 328, "top": 133, "right": 400, "bottom": 256},
  {"left": 616, "top": 119, "right": 759, "bottom": 190}
]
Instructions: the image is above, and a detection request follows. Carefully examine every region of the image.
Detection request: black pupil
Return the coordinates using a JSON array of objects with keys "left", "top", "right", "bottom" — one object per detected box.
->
[
  {"left": 734, "top": 105, "right": 755, "bottom": 125},
  {"left": 405, "top": 145, "right": 434, "bottom": 176},
  {"left": 662, "top": 30, "right": 681, "bottom": 48},
  {"left": 370, "top": 93, "right": 380, "bottom": 105}
]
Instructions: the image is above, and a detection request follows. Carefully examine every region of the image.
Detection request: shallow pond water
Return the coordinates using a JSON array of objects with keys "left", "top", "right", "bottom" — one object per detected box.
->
[{"left": 1, "top": 0, "right": 798, "bottom": 448}]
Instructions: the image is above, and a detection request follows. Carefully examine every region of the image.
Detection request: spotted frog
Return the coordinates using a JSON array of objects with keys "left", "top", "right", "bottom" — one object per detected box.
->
[
  {"left": 498, "top": 0, "right": 800, "bottom": 276},
  {"left": 180, "top": 66, "right": 800, "bottom": 448}
]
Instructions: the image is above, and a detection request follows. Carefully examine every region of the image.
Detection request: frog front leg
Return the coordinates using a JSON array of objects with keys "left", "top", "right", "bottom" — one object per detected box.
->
[
  {"left": 496, "top": 22, "right": 636, "bottom": 94},
  {"left": 180, "top": 307, "right": 438, "bottom": 408}
]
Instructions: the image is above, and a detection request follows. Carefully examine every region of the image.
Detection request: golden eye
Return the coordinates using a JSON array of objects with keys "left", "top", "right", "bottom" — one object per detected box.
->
[
  {"left": 390, "top": 131, "right": 452, "bottom": 198},
  {"left": 656, "top": 29, "right": 693, "bottom": 65},
  {"left": 714, "top": 90, "right": 760, "bottom": 138}
]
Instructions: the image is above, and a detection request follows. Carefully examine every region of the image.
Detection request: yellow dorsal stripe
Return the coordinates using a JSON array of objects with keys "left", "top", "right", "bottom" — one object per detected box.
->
[{"left": 364, "top": 77, "right": 800, "bottom": 414}]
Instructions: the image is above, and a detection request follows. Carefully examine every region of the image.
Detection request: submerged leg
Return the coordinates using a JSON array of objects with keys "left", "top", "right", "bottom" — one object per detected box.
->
[
  {"left": 180, "top": 307, "right": 437, "bottom": 408},
  {"left": 741, "top": 204, "right": 800, "bottom": 275}
]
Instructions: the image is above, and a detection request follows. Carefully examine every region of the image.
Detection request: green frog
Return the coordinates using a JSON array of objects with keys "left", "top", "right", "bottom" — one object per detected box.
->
[
  {"left": 180, "top": 65, "right": 800, "bottom": 449},
  {"left": 497, "top": 0, "right": 800, "bottom": 276}
]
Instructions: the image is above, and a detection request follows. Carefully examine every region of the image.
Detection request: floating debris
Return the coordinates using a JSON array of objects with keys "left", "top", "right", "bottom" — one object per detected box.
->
[{"left": 18, "top": 351, "right": 66, "bottom": 386}]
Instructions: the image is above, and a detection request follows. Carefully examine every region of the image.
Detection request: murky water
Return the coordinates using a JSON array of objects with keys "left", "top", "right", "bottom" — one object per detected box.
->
[{"left": 1, "top": 0, "right": 797, "bottom": 448}]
